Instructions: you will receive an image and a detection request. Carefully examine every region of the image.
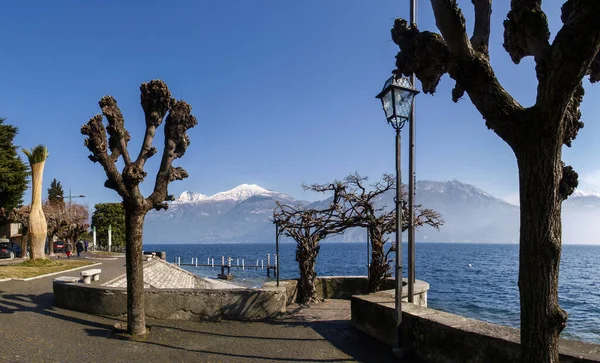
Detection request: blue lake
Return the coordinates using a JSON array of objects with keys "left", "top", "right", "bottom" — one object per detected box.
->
[{"left": 144, "top": 242, "right": 600, "bottom": 344}]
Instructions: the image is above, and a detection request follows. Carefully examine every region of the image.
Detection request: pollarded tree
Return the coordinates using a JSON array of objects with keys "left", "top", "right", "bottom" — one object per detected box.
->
[
  {"left": 91, "top": 203, "right": 125, "bottom": 248},
  {"left": 390, "top": 2, "right": 600, "bottom": 362},
  {"left": 327, "top": 173, "right": 443, "bottom": 293},
  {"left": 273, "top": 182, "right": 349, "bottom": 303},
  {"left": 81, "top": 80, "right": 197, "bottom": 336}
]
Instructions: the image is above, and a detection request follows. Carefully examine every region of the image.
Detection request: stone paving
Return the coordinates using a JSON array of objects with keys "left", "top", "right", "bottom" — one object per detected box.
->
[{"left": 0, "top": 254, "right": 423, "bottom": 362}]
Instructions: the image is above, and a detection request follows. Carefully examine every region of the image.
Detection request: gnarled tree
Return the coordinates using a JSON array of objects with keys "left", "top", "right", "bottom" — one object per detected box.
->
[
  {"left": 273, "top": 183, "right": 349, "bottom": 303},
  {"left": 329, "top": 173, "right": 443, "bottom": 293},
  {"left": 81, "top": 80, "right": 197, "bottom": 336},
  {"left": 391, "top": 1, "right": 600, "bottom": 361}
]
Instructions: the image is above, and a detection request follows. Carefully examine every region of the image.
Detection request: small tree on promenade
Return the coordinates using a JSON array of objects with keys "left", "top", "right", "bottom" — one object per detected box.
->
[
  {"left": 390, "top": 1, "right": 600, "bottom": 361},
  {"left": 81, "top": 80, "right": 197, "bottom": 336},
  {"left": 322, "top": 173, "right": 443, "bottom": 292},
  {"left": 8, "top": 205, "right": 30, "bottom": 258},
  {"left": 273, "top": 182, "right": 349, "bottom": 303}
]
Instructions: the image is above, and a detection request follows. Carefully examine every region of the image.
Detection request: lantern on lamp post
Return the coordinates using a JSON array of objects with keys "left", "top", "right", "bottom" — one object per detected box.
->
[{"left": 375, "top": 74, "right": 419, "bottom": 350}]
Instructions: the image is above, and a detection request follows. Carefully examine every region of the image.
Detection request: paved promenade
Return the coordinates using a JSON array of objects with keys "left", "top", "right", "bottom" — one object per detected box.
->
[{"left": 0, "top": 254, "right": 420, "bottom": 362}]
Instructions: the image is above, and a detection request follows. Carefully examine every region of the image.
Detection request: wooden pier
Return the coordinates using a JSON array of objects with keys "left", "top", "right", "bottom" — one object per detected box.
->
[{"left": 172, "top": 254, "right": 278, "bottom": 280}]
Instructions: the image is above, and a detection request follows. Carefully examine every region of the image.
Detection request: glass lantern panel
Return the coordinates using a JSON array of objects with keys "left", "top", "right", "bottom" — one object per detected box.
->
[
  {"left": 393, "top": 88, "right": 414, "bottom": 119},
  {"left": 382, "top": 90, "right": 394, "bottom": 120}
]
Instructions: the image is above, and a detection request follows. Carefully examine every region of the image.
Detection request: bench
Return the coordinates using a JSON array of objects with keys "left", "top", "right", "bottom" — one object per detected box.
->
[{"left": 80, "top": 269, "right": 102, "bottom": 284}]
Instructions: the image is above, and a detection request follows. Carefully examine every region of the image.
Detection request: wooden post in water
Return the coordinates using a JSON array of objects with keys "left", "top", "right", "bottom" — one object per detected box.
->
[
  {"left": 211, "top": 258, "right": 214, "bottom": 267},
  {"left": 221, "top": 256, "right": 224, "bottom": 266},
  {"left": 242, "top": 259, "right": 245, "bottom": 270},
  {"left": 261, "top": 260, "right": 264, "bottom": 269},
  {"left": 195, "top": 258, "right": 198, "bottom": 267},
  {"left": 178, "top": 257, "right": 180, "bottom": 266},
  {"left": 237, "top": 258, "right": 239, "bottom": 265}
]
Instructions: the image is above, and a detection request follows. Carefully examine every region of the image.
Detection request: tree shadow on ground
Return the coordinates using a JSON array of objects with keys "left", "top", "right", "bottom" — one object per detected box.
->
[{"left": 0, "top": 292, "right": 115, "bottom": 334}]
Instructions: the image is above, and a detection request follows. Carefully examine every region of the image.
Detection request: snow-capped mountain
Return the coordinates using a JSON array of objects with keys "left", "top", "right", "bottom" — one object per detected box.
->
[
  {"left": 142, "top": 181, "right": 600, "bottom": 244},
  {"left": 174, "top": 184, "right": 283, "bottom": 204}
]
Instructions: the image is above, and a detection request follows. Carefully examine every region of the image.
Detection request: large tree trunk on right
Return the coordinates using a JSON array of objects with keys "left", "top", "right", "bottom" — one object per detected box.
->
[
  {"left": 368, "top": 227, "right": 389, "bottom": 293},
  {"left": 517, "top": 144, "right": 566, "bottom": 363},
  {"left": 28, "top": 162, "right": 47, "bottom": 260},
  {"left": 296, "top": 237, "right": 320, "bottom": 304},
  {"left": 124, "top": 208, "right": 146, "bottom": 336}
]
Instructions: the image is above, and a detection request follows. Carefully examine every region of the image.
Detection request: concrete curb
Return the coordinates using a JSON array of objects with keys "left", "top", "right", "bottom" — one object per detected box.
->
[
  {"left": 85, "top": 257, "right": 117, "bottom": 261},
  {"left": 0, "top": 262, "right": 103, "bottom": 282}
]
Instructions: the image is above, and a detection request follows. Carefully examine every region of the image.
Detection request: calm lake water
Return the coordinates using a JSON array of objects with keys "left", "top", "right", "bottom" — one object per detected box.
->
[{"left": 144, "top": 242, "right": 600, "bottom": 344}]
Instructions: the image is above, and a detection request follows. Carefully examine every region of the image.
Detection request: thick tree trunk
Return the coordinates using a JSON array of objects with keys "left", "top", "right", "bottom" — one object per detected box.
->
[
  {"left": 28, "top": 162, "right": 47, "bottom": 260},
  {"left": 296, "top": 237, "right": 320, "bottom": 303},
  {"left": 124, "top": 208, "right": 146, "bottom": 336},
  {"left": 20, "top": 233, "right": 28, "bottom": 259},
  {"left": 368, "top": 228, "right": 389, "bottom": 293},
  {"left": 48, "top": 234, "right": 55, "bottom": 256},
  {"left": 517, "top": 145, "right": 566, "bottom": 363}
]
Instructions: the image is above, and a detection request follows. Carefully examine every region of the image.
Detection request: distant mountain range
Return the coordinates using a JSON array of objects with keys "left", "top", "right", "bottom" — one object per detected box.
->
[{"left": 143, "top": 181, "right": 600, "bottom": 244}]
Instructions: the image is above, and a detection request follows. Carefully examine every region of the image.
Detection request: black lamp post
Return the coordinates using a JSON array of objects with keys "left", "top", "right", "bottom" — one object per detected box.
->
[{"left": 375, "top": 74, "right": 419, "bottom": 350}]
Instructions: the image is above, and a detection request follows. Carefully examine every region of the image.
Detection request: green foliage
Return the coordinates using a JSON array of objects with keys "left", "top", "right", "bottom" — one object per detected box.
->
[
  {"left": 47, "top": 178, "right": 65, "bottom": 208},
  {"left": 0, "top": 118, "right": 29, "bottom": 221},
  {"left": 92, "top": 203, "right": 125, "bottom": 247},
  {"left": 22, "top": 144, "right": 48, "bottom": 165}
]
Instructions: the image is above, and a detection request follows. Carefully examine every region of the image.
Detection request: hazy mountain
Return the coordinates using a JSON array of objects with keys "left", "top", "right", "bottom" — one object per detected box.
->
[{"left": 143, "top": 181, "right": 600, "bottom": 244}]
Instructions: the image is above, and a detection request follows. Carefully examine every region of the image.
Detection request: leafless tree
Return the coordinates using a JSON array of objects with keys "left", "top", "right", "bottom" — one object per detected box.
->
[
  {"left": 46, "top": 202, "right": 89, "bottom": 248},
  {"left": 390, "top": 1, "right": 600, "bottom": 361},
  {"left": 81, "top": 80, "right": 197, "bottom": 336},
  {"left": 8, "top": 205, "right": 30, "bottom": 259},
  {"left": 329, "top": 173, "right": 443, "bottom": 292},
  {"left": 273, "top": 182, "right": 349, "bottom": 303}
]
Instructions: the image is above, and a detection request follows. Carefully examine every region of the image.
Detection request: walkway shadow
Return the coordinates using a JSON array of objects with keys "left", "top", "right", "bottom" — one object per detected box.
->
[{"left": 0, "top": 292, "right": 114, "bottom": 335}]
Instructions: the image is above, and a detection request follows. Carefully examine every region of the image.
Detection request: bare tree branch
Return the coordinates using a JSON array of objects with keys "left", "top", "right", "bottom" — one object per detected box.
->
[
  {"left": 503, "top": 0, "right": 550, "bottom": 63},
  {"left": 81, "top": 115, "right": 129, "bottom": 198},
  {"left": 430, "top": 0, "right": 473, "bottom": 59},
  {"left": 99, "top": 96, "right": 131, "bottom": 165},
  {"left": 471, "top": 0, "right": 492, "bottom": 55},
  {"left": 393, "top": 2, "right": 525, "bottom": 149},
  {"left": 146, "top": 100, "right": 197, "bottom": 211},
  {"left": 535, "top": 1, "right": 600, "bottom": 122},
  {"left": 136, "top": 80, "right": 172, "bottom": 168}
]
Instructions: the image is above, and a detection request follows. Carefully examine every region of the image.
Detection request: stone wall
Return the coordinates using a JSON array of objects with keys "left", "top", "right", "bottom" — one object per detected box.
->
[
  {"left": 54, "top": 281, "right": 286, "bottom": 321},
  {"left": 265, "top": 277, "right": 428, "bottom": 306},
  {"left": 351, "top": 293, "right": 600, "bottom": 363}
]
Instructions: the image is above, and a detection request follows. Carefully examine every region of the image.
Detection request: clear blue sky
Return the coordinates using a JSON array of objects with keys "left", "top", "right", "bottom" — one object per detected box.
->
[{"left": 3, "top": 0, "right": 599, "bottom": 209}]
